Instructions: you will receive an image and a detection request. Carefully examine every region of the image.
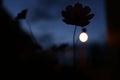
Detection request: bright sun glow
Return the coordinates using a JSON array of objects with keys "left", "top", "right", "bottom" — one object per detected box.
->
[{"left": 79, "top": 32, "right": 88, "bottom": 42}]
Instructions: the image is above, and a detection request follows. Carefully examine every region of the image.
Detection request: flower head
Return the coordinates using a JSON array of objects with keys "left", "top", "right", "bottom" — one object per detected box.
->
[
  {"left": 61, "top": 2, "right": 94, "bottom": 27},
  {"left": 15, "top": 8, "right": 28, "bottom": 20}
]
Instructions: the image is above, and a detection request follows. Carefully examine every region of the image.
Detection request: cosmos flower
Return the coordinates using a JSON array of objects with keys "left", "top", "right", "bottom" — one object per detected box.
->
[{"left": 61, "top": 2, "right": 94, "bottom": 27}]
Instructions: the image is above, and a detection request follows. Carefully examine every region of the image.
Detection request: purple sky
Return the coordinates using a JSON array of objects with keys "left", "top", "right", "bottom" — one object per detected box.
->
[{"left": 3, "top": 0, "right": 107, "bottom": 49}]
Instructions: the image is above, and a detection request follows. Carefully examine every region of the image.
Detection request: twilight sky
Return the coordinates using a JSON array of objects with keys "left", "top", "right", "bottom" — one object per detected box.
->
[{"left": 3, "top": 0, "right": 107, "bottom": 49}]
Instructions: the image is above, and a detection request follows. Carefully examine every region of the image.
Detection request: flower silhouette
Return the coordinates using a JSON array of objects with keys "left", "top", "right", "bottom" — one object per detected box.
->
[
  {"left": 61, "top": 2, "right": 95, "bottom": 65},
  {"left": 61, "top": 2, "right": 94, "bottom": 27},
  {"left": 15, "top": 8, "right": 28, "bottom": 20},
  {"left": 15, "top": 8, "right": 37, "bottom": 44}
]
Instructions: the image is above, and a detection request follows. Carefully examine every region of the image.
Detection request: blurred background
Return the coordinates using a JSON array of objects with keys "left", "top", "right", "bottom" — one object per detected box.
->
[
  {"left": 3, "top": 0, "right": 107, "bottom": 48},
  {"left": 0, "top": 0, "right": 120, "bottom": 80}
]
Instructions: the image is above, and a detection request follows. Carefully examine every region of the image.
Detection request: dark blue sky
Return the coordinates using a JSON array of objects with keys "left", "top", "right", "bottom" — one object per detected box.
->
[{"left": 3, "top": 0, "right": 107, "bottom": 49}]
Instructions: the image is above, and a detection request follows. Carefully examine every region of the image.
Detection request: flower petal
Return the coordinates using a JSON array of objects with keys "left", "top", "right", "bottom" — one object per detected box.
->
[
  {"left": 61, "top": 2, "right": 94, "bottom": 27},
  {"left": 66, "top": 5, "right": 73, "bottom": 13},
  {"left": 63, "top": 19, "right": 73, "bottom": 25},
  {"left": 74, "top": 2, "right": 83, "bottom": 15},
  {"left": 83, "top": 6, "right": 91, "bottom": 15},
  {"left": 87, "top": 14, "right": 94, "bottom": 20},
  {"left": 77, "top": 20, "right": 90, "bottom": 27},
  {"left": 74, "top": 2, "right": 83, "bottom": 10},
  {"left": 61, "top": 11, "right": 66, "bottom": 17}
]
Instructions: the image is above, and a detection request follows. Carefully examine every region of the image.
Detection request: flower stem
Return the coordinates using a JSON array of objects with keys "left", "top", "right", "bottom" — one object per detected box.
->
[
  {"left": 73, "top": 25, "right": 77, "bottom": 68},
  {"left": 25, "top": 19, "right": 37, "bottom": 44}
]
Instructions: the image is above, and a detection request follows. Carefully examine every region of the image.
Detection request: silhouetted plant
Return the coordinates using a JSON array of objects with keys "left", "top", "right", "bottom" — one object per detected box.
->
[
  {"left": 15, "top": 9, "right": 28, "bottom": 20},
  {"left": 62, "top": 2, "right": 94, "bottom": 27},
  {"left": 15, "top": 8, "right": 37, "bottom": 44},
  {"left": 61, "top": 2, "right": 94, "bottom": 64}
]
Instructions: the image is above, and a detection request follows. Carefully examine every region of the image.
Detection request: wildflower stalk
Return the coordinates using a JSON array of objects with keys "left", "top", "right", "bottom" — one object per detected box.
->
[
  {"left": 73, "top": 25, "right": 77, "bottom": 67},
  {"left": 25, "top": 19, "right": 37, "bottom": 44}
]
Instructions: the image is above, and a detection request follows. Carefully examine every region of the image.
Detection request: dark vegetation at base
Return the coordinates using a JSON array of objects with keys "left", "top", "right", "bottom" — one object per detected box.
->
[{"left": 0, "top": 0, "right": 111, "bottom": 79}]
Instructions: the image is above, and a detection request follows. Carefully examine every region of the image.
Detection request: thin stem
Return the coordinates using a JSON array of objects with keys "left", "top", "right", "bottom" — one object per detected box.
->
[
  {"left": 75, "top": 36, "right": 79, "bottom": 47},
  {"left": 25, "top": 19, "right": 37, "bottom": 44},
  {"left": 73, "top": 25, "right": 77, "bottom": 68}
]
